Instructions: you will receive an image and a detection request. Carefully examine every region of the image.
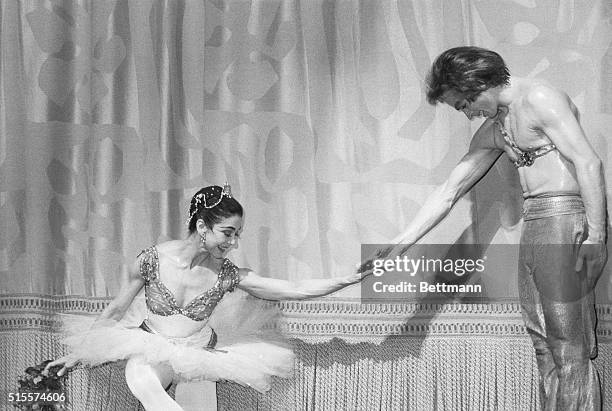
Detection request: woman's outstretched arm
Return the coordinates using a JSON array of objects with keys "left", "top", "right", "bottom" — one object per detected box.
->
[{"left": 237, "top": 268, "right": 368, "bottom": 300}]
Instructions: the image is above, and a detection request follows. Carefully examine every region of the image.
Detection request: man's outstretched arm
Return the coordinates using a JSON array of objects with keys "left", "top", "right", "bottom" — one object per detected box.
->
[
  {"left": 392, "top": 143, "right": 503, "bottom": 246},
  {"left": 357, "top": 122, "right": 503, "bottom": 274}
]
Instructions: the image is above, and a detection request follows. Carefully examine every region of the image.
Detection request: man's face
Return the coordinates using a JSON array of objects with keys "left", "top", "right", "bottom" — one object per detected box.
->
[{"left": 440, "top": 89, "right": 498, "bottom": 120}]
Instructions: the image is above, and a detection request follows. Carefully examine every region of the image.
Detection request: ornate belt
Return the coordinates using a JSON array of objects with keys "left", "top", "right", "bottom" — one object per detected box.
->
[{"left": 139, "top": 320, "right": 218, "bottom": 349}]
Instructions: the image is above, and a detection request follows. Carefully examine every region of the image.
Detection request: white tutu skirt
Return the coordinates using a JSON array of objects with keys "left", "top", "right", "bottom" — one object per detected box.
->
[{"left": 59, "top": 292, "right": 294, "bottom": 393}]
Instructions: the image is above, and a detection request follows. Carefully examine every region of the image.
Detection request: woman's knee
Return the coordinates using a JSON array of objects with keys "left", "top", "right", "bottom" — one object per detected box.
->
[
  {"left": 124, "top": 358, "right": 182, "bottom": 410},
  {"left": 126, "top": 359, "right": 156, "bottom": 395},
  {"left": 125, "top": 357, "right": 173, "bottom": 396}
]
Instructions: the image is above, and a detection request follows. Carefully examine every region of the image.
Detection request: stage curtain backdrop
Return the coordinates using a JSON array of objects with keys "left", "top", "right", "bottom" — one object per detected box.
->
[{"left": 1, "top": 0, "right": 612, "bottom": 299}]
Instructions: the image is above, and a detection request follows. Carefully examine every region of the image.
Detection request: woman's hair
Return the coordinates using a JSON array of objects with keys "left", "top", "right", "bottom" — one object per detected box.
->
[
  {"left": 187, "top": 185, "right": 243, "bottom": 233},
  {"left": 425, "top": 46, "right": 510, "bottom": 104}
]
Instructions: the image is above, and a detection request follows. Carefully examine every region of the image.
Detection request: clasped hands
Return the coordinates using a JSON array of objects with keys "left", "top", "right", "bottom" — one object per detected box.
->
[{"left": 356, "top": 243, "right": 411, "bottom": 277}]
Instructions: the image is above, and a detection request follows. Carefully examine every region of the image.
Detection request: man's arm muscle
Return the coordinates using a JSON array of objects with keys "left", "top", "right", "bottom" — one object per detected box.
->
[{"left": 393, "top": 123, "right": 503, "bottom": 245}]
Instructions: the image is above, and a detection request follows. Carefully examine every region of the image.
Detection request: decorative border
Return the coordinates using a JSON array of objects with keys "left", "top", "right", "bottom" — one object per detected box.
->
[
  {"left": 0, "top": 295, "right": 110, "bottom": 313},
  {"left": 2, "top": 294, "right": 611, "bottom": 343}
]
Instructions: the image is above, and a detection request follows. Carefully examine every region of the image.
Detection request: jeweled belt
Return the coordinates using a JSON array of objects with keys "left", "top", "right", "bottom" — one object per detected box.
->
[{"left": 139, "top": 319, "right": 218, "bottom": 349}]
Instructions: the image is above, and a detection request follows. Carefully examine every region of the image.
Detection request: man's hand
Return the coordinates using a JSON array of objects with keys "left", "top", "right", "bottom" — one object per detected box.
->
[
  {"left": 42, "top": 355, "right": 80, "bottom": 377},
  {"left": 575, "top": 238, "right": 608, "bottom": 290}
]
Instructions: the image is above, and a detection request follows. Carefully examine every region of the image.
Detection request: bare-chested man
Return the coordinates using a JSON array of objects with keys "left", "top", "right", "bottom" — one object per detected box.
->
[{"left": 384, "top": 47, "right": 607, "bottom": 410}]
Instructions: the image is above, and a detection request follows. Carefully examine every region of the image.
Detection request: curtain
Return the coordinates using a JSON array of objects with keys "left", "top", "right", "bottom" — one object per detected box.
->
[{"left": 1, "top": 0, "right": 611, "bottom": 298}]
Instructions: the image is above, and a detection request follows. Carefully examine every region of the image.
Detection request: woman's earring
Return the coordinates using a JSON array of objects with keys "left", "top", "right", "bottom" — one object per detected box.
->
[{"left": 200, "top": 232, "right": 207, "bottom": 248}]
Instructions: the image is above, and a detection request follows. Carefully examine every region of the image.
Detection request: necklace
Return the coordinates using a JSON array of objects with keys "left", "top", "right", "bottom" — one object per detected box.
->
[{"left": 495, "top": 114, "right": 556, "bottom": 168}]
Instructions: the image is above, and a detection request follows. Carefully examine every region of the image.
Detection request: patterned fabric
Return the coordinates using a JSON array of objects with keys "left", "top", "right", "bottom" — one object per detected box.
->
[
  {"left": 2, "top": 294, "right": 612, "bottom": 409},
  {"left": 138, "top": 246, "right": 241, "bottom": 322},
  {"left": 1, "top": 1, "right": 611, "bottom": 297}
]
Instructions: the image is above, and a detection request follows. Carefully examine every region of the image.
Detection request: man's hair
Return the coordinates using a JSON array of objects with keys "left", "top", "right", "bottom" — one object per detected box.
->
[{"left": 425, "top": 47, "right": 510, "bottom": 104}]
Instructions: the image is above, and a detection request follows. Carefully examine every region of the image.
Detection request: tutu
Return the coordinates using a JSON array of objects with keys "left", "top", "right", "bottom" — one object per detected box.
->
[{"left": 59, "top": 290, "right": 294, "bottom": 393}]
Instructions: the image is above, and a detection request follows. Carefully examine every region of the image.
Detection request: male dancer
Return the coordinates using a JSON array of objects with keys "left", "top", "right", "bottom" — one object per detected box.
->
[{"left": 383, "top": 47, "right": 607, "bottom": 410}]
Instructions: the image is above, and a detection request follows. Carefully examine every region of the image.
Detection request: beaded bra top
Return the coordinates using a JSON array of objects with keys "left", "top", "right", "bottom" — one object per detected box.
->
[
  {"left": 138, "top": 246, "right": 241, "bottom": 322},
  {"left": 497, "top": 120, "right": 557, "bottom": 168}
]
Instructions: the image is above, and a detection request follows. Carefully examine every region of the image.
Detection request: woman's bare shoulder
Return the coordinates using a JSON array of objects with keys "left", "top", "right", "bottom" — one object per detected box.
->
[{"left": 155, "top": 240, "right": 184, "bottom": 256}]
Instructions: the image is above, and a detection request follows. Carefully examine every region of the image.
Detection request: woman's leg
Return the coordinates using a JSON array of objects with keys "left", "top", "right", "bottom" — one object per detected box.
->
[{"left": 125, "top": 356, "right": 183, "bottom": 411}]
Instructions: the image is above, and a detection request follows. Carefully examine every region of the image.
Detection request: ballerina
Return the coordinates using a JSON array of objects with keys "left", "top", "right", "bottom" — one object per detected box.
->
[{"left": 45, "top": 183, "right": 369, "bottom": 411}]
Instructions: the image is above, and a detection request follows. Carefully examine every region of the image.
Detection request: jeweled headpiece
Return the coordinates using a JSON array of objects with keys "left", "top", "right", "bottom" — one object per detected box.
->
[{"left": 186, "top": 183, "right": 232, "bottom": 226}]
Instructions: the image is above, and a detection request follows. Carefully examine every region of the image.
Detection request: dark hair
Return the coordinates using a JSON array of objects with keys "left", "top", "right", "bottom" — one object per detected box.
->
[
  {"left": 425, "top": 47, "right": 510, "bottom": 104},
  {"left": 187, "top": 186, "right": 243, "bottom": 233}
]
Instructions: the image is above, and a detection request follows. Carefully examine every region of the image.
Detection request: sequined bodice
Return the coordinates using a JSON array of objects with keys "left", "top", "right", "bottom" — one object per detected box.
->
[{"left": 138, "top": 246, "right": 241, "bottom": 322}]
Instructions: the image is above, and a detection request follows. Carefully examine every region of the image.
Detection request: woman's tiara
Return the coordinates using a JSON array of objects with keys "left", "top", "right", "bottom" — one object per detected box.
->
[{"left": 186, "top": 182, "right": 232, "bottom": 225}]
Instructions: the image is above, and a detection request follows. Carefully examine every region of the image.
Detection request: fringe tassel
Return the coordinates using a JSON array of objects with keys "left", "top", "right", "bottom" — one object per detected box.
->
[{"left": 218, "top": 336, "right": 541, "bottom": 410}]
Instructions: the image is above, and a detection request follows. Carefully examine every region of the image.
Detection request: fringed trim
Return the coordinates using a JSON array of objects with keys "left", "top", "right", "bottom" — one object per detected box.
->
[
  {"left": 218, "top": 338, "right": 543, "bottom": 410},
  {"left": 0, "top": 294, "right": 110, "bottom": 313},
  {"left": 2, "top": 294, "right": 612, "bottom": 344}
]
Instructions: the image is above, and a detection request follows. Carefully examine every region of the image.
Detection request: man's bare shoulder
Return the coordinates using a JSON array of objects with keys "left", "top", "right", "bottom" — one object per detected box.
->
[{"left": 523, "top": 81, "right": 573, "bottom": 114}]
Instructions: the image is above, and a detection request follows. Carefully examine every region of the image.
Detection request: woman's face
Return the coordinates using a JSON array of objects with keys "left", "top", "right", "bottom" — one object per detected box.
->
[{"left": 200, "top": 214, "right": 243, "bottom": 258}]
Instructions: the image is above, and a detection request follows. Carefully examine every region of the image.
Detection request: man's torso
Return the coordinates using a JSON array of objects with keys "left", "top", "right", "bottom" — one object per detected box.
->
[{"left": 491, "top": 83, "right": 581, "bottom": 198}]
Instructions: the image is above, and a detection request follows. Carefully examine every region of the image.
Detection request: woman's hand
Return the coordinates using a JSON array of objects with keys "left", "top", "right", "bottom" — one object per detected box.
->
[
  {"left": 42, "top": 355, "right": 80, "bottom": 377},
  {"left": 348, "top": 262, "right": 377, "bottom": 284},
  {"left": 356, "top": 246, "right": 395, "bottom": 277}
]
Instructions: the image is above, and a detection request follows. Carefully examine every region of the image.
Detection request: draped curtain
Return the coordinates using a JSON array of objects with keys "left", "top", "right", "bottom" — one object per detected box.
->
[{"left": 1, "top": 0, "right": 611, "bottom": 298}]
